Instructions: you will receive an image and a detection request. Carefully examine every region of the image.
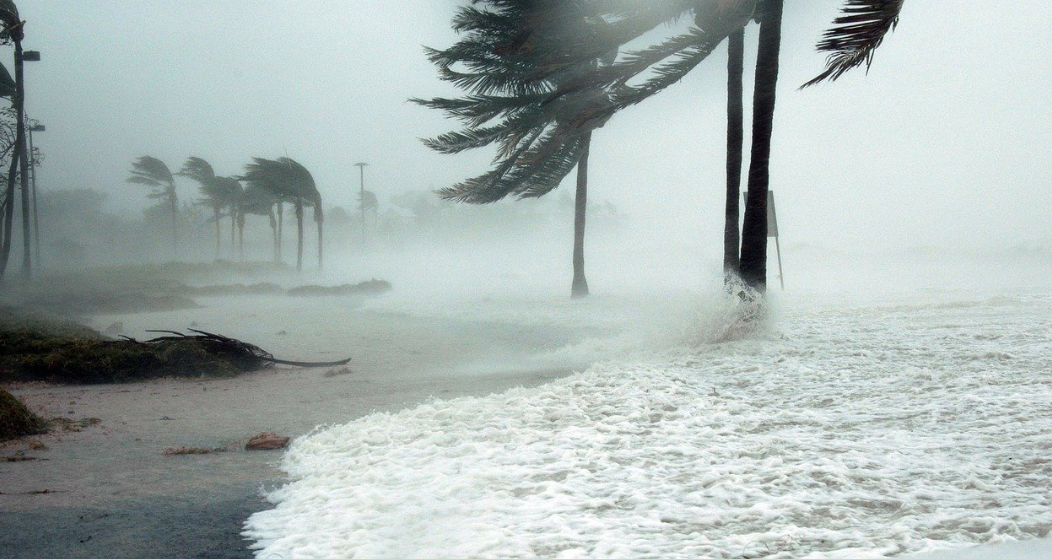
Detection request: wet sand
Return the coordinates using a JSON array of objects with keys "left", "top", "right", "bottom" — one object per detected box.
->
[{"left": 0, "top": 296, "right": 590, "bottom": 558}]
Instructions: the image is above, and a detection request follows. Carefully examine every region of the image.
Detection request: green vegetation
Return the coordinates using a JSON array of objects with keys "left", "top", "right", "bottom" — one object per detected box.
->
[
  {"left": 0, "top": 387, "right": 46, "bottom": 441},
  {"left": 0, "top": 309, "right": 269, "bottom": 384}
]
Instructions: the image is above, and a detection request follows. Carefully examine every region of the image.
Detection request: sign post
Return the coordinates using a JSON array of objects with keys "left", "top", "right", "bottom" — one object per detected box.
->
[{"left": 744, "top": 190, "right": 785, "bottom": 290}]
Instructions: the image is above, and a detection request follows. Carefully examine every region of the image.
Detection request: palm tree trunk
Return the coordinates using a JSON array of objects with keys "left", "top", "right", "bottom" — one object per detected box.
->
[
  {"left": 739, "top": 0, "right": 783, "bottom": 293},
  {"left": 229, "top": 208, "right": 236, "bottom": 257},
  {"left": 276, "top": 202, "right": 283, "bottom": 262},
  {"left": 294, "top": 199, "right": 304, "bottom": 272},
  {"left": 213, "top": 205, "right": 221, "bottom": 258},
  {"left": 269, "top": 209, "right": 278, "bottom": 262},
  {"left": 0, "top": 131, "right": 21, "bottom": 282},
  {"left": 571, "top": 132, "right": 592, "bottom": 299},
  {"left": 316, "top": 213, "right": 323, "bottom": 271},
  {"left": 169, "top": 191, "right": 178, "bottom": 259},
  {"left": 237, "top": 213, "right": 245, "bottom": 259},
  {"left": 724, "top": 29, "right": 745, "bottom": 283}
]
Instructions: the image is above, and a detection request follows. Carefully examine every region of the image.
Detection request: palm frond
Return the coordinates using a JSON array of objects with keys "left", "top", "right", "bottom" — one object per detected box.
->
[
  {"left": 802, "top": 0, "right": 905, "bottom": 88},
  {"left": 127, "top": 156, "right": 174, "bottom": 188}
]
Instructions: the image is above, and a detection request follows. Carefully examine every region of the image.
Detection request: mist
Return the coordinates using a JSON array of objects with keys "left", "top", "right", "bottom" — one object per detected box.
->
[{"left": 2, "top": 2, "right": 1051, "bottom": 559}]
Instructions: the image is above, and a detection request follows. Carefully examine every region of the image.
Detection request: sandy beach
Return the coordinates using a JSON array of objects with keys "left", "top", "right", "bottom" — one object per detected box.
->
[{"left": 0, "top": 294, "right": 590, "bottom": 558}]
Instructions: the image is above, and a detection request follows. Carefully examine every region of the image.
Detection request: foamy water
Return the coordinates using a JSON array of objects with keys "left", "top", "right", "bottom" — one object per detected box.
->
[{"left": 244, "top": 290, "right": 1052, "bottom": 558}]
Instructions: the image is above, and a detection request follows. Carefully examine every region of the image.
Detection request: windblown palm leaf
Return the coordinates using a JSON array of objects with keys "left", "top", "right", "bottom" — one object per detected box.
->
[
  {"left": 0, "top": 0, "right": 21, "bottom": 42},
  {"left": 0, "top": 61, "right": 14, "bottom": 98},
  {"left": 801, "top": 0, "right": 905, "bottom": 88},
  {"left": 127, "top": 156, "right": 174, "bottom": 194},
  {"left": 419, "top": 0, "right": 754, "bottom": 202}
]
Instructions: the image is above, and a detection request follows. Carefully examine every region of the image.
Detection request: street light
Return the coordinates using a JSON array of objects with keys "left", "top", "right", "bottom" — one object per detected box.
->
[
  {"left": 354, "top": 162, "right": 369, "bottom": 243},
  {"left": 28, "top": 122, "right": 43, "bottom": 270}
]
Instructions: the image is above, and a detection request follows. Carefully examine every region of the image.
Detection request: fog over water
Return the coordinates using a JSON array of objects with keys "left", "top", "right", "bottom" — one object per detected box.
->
[{"left": 12, "top": 0, "right": 1049, "bottom": 298}]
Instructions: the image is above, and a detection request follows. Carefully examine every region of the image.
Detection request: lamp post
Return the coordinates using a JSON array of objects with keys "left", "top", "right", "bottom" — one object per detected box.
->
[
  {"left": 28, "top": 122, "right": 42, "bottom": 270},
  {"left": 354, "top": 162, "right": 368, "bottom": 244}
]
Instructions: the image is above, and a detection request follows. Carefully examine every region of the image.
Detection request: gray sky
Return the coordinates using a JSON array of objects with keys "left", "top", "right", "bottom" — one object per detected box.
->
[{"left": 18, "top": 0, "right": 1052, "bottom": 256}]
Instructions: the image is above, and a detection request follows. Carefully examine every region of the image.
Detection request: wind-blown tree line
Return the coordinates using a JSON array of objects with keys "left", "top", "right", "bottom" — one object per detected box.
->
[
  {"left": 126, "top": 155, "right": 324, "bottom": 271},
  {"left": 419, "top": 0, "right": 905, "bottom": 297}
]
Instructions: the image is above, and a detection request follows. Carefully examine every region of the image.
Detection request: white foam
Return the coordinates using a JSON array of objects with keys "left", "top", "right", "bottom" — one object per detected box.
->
[{"left": 245, "top": 292, "right": 1052, "bottom": 558}]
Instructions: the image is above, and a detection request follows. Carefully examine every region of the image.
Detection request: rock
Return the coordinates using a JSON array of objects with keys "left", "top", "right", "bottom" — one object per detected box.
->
[{"left": 245, "top": 432, "right": 289, "bottom": 451}]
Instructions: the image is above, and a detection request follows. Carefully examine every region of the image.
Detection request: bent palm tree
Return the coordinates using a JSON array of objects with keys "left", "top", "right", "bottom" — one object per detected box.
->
[
  {"left": 241, "top": 157, "right": 322, "bottom": 271},
  {"left": 0, "top": 0, "right": 25, "bottom": 281},
  {"left": 127, "top": 156, "right": 178, "bottom": 256},
  {"left": 178, "top": 157, "right": 223, "bottom": 257}
]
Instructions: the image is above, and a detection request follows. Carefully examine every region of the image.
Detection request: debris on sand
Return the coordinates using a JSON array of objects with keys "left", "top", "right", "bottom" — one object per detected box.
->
[
  {"left": 0, "top": 389, "right": 47, "bottom": 441},
  {"left": 162, "top": 446, "right": 227, "bottom": 456},
  {"left": 246, "top": 432, "right": 290, "bottom": 451},
  {"left": 1, "top": 309, "right": 351, "bottom": 384}
]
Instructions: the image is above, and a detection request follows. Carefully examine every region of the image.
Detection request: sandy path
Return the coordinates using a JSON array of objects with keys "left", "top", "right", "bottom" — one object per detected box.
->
[{"left": 0, "top": 295, "right": 594, "bottom": 558}]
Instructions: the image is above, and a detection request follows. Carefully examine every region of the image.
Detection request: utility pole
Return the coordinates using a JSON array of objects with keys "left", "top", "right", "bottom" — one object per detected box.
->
[
  {"left": 354, "top": 162, "right": 368, "bottom": 244},
  {"left": 28, "top": 121, "right": 43, "bottom": 271}
]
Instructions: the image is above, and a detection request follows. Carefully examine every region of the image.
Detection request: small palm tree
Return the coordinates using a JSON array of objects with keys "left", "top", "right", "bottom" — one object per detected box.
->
[
  {"left": 127, "top": 156, "right": 178, "bottom": 256},
  {"left": 178, "top": 157, "right": 222, "bottom": 257}
]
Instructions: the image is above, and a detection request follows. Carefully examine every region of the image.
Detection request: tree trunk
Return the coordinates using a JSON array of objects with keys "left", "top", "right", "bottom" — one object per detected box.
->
[
  {"left": 739, "top": 0, "right": 783, "bottom": 293},
  {"left": 169, "top": 191, "right": 178, "bottom": 260},
  {"left": 237, "top": 213, "right": 245, "bottom": 259},
  {"left": 276, "top": 202, "right": 283, "bottom": 262},
  {"left": 0, "top": 128, "right": 22, "bottom": 282},
  {"left": 269, "top": 209, "right": 278, "bottom": 262},
  {"left": 571, "top": 132, "right": 592, "bottom": 299},
  {"left": 724, "top": 29, "right": 745, "bottom": 283},
  {"left": 316, "top": 212, "right": 323, "bottom": 271},
  {"left": 295, "top": 200, "right": 304, "bottom": 272},
  {"left": 229, "top": 207, "right": 236, "bottom": 257},
  {"left": 213, "top": 205, "right": 221, "bottom": 258},
  {"left": 15, "top": 43, "right": 30, "bottom": 279}
]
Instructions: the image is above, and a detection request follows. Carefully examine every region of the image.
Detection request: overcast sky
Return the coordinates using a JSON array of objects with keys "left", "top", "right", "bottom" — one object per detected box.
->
[{"left": 16, "top": 0, "right": 1052, "bottom": 256}]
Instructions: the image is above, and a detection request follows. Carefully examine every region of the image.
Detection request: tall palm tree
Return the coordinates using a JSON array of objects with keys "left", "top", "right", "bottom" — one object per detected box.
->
[
  {"left": 418, "top": 0, "right": 905, "bottom": 295},
  {"left": 127, "top": 156, "right": 178, "bottom": 256},
  {"left": 241, "top": 157, "right": 322, "bottom": 271},
  {"left": 418, "top": 1, "right": 616, "bottom": 298}
]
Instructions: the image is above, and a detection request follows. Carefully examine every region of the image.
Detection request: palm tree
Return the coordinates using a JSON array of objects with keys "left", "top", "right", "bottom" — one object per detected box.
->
[
  {"left": 417, "top": 0, "right": 905, "bottom": 295},
  {"left": 417, "top": 1, "right": 617, "bottom": 298},
  {"left": 241, "top": 157, "right": 322, "bottom": 271},
  {"left": 127, "top": 156, "right": 178, "bottom": 256}
]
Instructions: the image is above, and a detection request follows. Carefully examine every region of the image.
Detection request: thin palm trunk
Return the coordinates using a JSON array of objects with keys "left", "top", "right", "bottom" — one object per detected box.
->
[
  {"left": 229, "top": 208, "right": 236, "bottom": 257},
  {"left": 316, "top": 214, "right": 323, "bottom": 271},
  {"left": 571, "top": 131, "right": 592, "bottom": 299},
  {"left": 269, "top": 209, "right": 278, "bottom": 262},
  {"left": 739, "top": 0, "right": 783, "bottom": 293},
  {"left": 169, "top": 190, "right": 178, "bottom": 258},
  {"left": 294, "top": 199, "right": 304, "bottom": 272},
  {"left": 724, "top": 29, "right": 745, "bottom": 283},
  {"left": 0, "top": 128, "right": 21, "bottom": 281},
  {"left": 276, "top": 202, "right": 283, "bottom": 262},
  {"left": 213, "top": 205, "right": 221, "bottom": 258},
  {"left": 237, "top": 213, "right": 245, "bottom": 259}
]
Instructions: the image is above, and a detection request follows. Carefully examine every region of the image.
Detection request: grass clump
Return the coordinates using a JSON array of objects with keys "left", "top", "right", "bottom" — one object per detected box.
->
[
  {"left": 0, "top": 309, "right": 268, "bottom": 384},
  {"left": 0, "top": 388, "right": 47, "bottom": 442}
]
